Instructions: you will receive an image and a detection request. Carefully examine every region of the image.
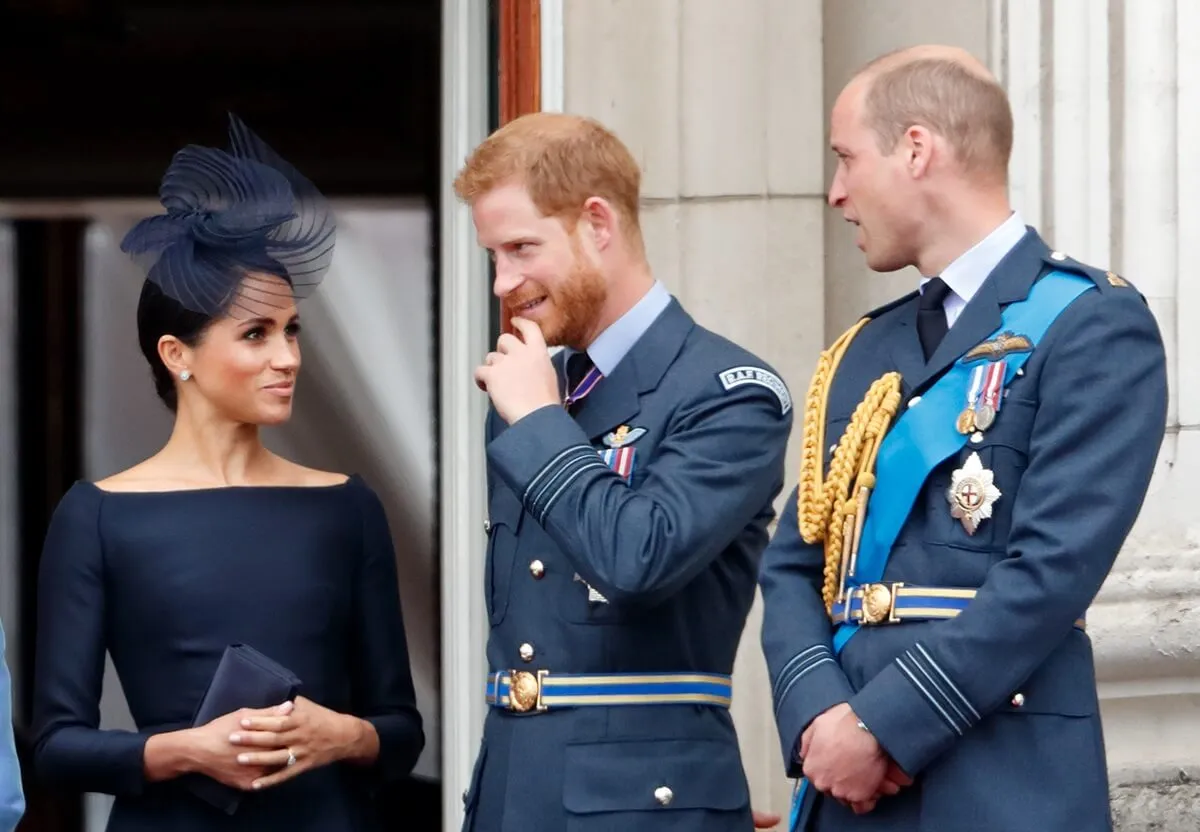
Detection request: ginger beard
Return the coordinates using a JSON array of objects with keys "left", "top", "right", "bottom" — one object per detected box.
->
[{"left": 503, "top": 238, "right": 608, "bottom": 350}]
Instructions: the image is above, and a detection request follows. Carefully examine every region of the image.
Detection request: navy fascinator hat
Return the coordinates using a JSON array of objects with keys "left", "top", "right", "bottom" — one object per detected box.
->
[{"left": 121, "top": 114, "right": 336, "bottom": 317}]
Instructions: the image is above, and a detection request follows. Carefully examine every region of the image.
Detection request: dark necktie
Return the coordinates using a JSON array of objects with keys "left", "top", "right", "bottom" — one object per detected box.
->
[
  {"left": 917, "top": 277, "right": 952, "bottom": 360},
  {"left": 566, "top": 351, "right": 593, "bottom": 390}
]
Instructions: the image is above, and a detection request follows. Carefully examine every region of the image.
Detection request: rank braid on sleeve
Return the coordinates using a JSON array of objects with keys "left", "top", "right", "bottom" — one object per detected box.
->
[{"left": 796, "top": 317, "right": 903, "bottom": 614}]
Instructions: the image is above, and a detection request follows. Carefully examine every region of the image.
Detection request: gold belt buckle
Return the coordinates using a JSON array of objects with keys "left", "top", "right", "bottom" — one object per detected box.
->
[
  {"left": 859, "top": 582, "right": 902, "bottom": 625},
  {"left": 507, "top": 669, "right": 548, "bottom": 713}
]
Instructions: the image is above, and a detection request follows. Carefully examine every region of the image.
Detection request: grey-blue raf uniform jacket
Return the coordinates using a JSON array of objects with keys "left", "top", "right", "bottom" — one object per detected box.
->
[
  {"left": 760, "top": 230, "right": 1167, "bottom": 832},
  {"left": 463, "top": 297, "right": 793, "bottom": 832}
]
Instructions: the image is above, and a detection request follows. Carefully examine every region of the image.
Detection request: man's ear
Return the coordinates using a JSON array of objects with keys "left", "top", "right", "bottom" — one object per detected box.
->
[
  {"left": 580, "top": 196, "right": 619, "bottom": 252},
  {"left": 905, "top": 125, "right": 934, "bottom": 178}
]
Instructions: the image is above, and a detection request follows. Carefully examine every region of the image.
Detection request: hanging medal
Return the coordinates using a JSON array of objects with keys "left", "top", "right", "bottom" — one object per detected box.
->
[
  {"left": 972, "top": 359, "right": 1006, "bottom": 431},
  {"left": 956, "top": 364, "right": 987, "bottom": 434},
  {"left": 563, "top": 363, "right": 603, "bottom": 409}
]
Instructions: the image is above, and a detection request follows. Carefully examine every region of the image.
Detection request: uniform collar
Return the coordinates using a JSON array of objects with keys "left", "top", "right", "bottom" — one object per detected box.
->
[{"left": 919, "top": 211, "right": 1027, "bottom": 305}]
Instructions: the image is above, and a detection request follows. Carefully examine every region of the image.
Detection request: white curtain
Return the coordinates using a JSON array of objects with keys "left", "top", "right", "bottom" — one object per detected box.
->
[{"left": 81, "top": 202, "right": 439, "bottom": 827}]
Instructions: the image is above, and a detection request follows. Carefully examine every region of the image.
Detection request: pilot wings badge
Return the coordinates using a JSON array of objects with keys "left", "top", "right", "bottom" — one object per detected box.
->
[
  {"left": 947, "top": 452, "right": 1001, "bottom": 536},
  {"left": 963, "top": 331, "right": 1033, "bottom": 364}
]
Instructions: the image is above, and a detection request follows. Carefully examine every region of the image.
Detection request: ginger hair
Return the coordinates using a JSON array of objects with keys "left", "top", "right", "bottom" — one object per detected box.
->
[{"left": 453, "top": 112, "right": 644, "bottom": 252}]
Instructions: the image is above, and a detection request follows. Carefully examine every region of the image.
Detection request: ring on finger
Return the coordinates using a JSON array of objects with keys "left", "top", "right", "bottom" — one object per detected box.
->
[{"left": 285, "top": 748, "right": 296, "bottom": 767}]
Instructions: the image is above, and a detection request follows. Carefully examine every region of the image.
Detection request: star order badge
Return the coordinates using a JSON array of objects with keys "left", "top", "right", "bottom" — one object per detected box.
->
[{"left": 947, "top": 452, "right": 1001, "bottom": 535}]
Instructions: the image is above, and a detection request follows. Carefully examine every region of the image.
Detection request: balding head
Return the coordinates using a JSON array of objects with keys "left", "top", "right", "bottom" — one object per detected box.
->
[{"left": 848, "top": 45, "right": 1013, "bottom": 181}]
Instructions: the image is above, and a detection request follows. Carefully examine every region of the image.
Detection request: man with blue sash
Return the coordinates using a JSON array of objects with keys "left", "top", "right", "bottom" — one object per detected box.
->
[
  {"left": 455, "top": 112, "right": 792, "bottom": 831},
  {"left": 0, "top": 621, "right": 25, "bottom": 831},
  {"left": 760, "top": 45, "right": 1167, "bottom": 831}
]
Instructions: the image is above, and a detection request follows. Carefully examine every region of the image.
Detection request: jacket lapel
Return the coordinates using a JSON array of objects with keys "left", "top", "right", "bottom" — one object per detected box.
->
[{"left": 883, "top": 301, "right": 927, "bottom": 398}]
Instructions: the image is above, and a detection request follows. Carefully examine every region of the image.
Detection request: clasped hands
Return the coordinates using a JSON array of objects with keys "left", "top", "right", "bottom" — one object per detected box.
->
[
  {"left": 800, "top": 703, "right": 912, "bottom": 815},
  {"left": 194, "top": 696, "right": 363, "bottom": 791}
]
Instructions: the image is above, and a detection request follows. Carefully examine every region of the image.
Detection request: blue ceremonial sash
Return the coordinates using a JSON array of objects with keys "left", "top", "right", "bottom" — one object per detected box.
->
[
  {"left": 830, "top": 271, "right": 1094, "bottom": 655},
  {"left": 789, "top": 779, "right": 809, "bottom": 832}
]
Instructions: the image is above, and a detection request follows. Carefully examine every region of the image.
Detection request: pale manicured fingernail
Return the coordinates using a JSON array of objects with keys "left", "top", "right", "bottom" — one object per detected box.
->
[
  {"left": 241, "top": 718, "right": 252, "bottom": 727},
  {"left": 252, "top": 781, "right": 263, "bottom": 790},
  {"left": 237, "top": 754, "right": 250, "bottom": 764},
  {"left": 229, "top": 733, "right": 240, "bottom": 743}
]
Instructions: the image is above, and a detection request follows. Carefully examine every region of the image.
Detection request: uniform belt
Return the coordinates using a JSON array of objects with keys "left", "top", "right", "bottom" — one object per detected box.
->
[
  {"left": 484, "top": 670, "right": 733, "bottom": 713},
  {"left": 831, "top": 583, "right": 1086, "bottom": 630}
]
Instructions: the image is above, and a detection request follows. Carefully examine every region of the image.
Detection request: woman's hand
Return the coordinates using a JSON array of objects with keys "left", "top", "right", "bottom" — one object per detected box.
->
[
  {"left": 157, "top": 703, "right": 293, "bottom": 790},
  {"left": 230, "top": 696, "right": 377, "bottom": 790}
]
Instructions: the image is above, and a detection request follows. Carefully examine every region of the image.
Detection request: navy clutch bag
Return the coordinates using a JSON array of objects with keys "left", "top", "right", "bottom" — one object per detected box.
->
[{"left": 185, "top": 644, "right": 302, "bottom": 814}]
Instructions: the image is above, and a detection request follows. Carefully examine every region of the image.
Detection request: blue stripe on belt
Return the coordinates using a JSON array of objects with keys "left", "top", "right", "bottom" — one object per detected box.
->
[
  {"left": 831, "top": 583, "right": 1085, "bottom": 629},
  {"left": 485, "top": 670, "right": 733, "bottom": 713}
]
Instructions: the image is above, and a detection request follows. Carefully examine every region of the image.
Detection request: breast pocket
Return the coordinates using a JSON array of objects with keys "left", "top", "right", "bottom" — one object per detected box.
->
[
  {"left": 486, "top": 489, "right": 524, "bottom": 626},
  {"left": 926, "top": 396, "right": 1036, "bottom": 550},
  {"left": 562, "top": 739, "right": 750, "bottom": 831}
]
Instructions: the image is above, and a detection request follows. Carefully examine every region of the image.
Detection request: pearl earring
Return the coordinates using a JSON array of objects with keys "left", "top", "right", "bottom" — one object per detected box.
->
[{"left": 180, "top": 370, "right": 191, "bottom": 382}]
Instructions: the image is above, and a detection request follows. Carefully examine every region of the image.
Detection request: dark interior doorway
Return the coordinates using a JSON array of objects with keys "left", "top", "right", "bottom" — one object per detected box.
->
[
  {"left": 0, "top": 0, "right": 439, "bottom": 198},
  {"left": 0, "top": 2, "right": 442, "bottom": 829}
]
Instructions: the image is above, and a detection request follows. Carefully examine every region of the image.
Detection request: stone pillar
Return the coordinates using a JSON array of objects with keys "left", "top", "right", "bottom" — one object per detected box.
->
[{"left": 563, "top": 0, "right": 826, "bottom": 815}]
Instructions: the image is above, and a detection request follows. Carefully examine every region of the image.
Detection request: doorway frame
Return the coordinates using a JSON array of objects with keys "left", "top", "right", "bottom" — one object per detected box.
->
[
  {"left": 437, "top": 0, "right": 561, "bottom": 827},
  {"left": 437, "top": 0, "right": 491, "bottom": 828}
]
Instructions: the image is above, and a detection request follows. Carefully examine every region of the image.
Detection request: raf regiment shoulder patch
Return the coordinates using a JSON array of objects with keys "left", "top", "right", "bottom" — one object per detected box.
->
[
  {"left": 962, "top": 330, "right": 1033, "bottom": 363},
  {"left": 717, "top": 366, "right": 792, "bottom": 415}
]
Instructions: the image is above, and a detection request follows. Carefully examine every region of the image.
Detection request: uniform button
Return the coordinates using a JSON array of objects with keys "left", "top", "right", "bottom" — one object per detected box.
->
[
  {"left": 1050, "top": 250, "right": 1066, "bottom": 261},
  {"left": 654, "top": 786, "right": 673, "bottom": 806},
  {"left": 461, "top": 790, "right": 468, "bottom": 805},
  {"left": 484, "top": 519, "right": 492, "bottom": 534},
  {"left": 1011, "top": 692, "right": 1025, "bottom": 708},
  {"left": 908, "top": 396, "right": 922, "bottom": 407},
  {"left": 529, "top": 559, "right": 545, "bottom": 579},
  {"left": 518, "top": 642, "right": 535, "bottom": 662}
]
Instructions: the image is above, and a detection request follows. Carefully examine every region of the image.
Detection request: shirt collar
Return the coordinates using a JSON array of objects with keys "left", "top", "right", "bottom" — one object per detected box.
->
[
  {"left": 919, "top": 211, "right": 1027, "bottom": 303},
  {"left": 566, "top": 280, "right": 672, "bottom": 377}
]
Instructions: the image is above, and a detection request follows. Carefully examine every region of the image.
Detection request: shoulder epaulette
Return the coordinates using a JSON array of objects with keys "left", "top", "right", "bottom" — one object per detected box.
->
[{"left": 1042, "top": 249, "right": 1139, "bottom": 296}]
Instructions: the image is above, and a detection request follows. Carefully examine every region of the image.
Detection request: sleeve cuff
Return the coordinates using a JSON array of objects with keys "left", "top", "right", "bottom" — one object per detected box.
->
[
  {"left": 772, "top": 644, "right": 856, "bottom": 777},
  {"left": 487, "top": 405, "right": 611, "bottom": 523},
  {"left": 364, "top": 715, "right": 423, "bottom": 783},
  {"left": 107, "top": 731, "right": 153, "bottom": 797},
  {"left": 849, "top": 644, "right": 980, "bottom": 776}
]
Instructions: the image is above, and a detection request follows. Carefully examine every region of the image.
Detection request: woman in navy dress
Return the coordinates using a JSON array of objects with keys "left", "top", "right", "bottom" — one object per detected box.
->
[{"left": 30, "top": 116, "right": 424, "bottom": 830}]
